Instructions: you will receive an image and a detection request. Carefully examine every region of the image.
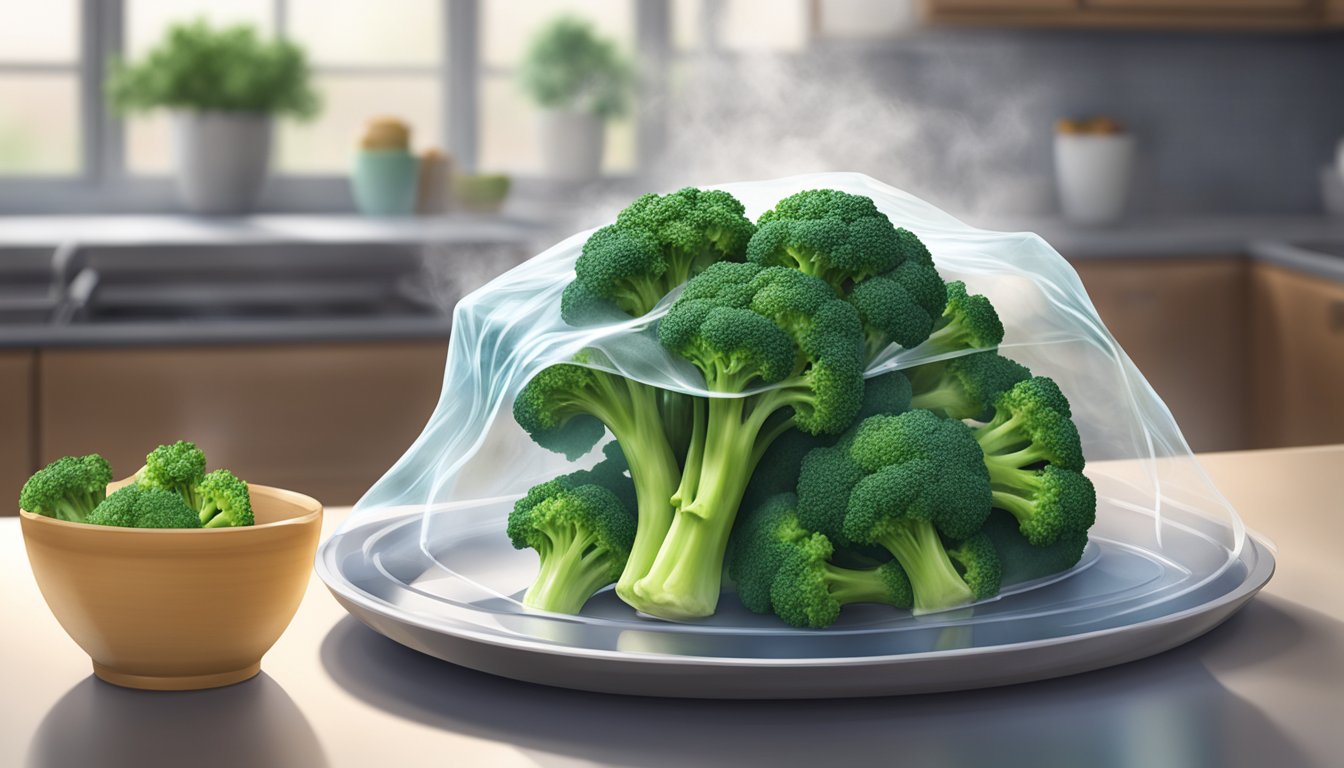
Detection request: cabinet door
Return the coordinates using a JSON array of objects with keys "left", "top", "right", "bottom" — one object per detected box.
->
[
  {"left": 39, "top": 341, "right": 447, "bottom": 506},
  {"left": 1084, "top": 0, "right": 1311, "bottom": 8},
  {"left": 0, "top": 351, "right": 35, "bottom": 513},
  {"left": 1070, "top": 257, "right": 1249, "bottom": 452},
  {"left": 1250, "top": 263, "right": 1344, "bottom": 448}
]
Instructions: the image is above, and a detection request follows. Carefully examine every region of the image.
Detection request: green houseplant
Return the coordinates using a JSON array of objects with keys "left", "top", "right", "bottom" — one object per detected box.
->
[
  {"left": 107, "top": 20, "right": 320, "bottom": 214},
  {"left": 519, "top": 16, "right": 633, "bottom": 181}
]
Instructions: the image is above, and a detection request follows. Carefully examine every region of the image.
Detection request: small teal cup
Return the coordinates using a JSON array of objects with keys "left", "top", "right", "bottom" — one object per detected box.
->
[{"left": 352, "top": 149, "right": 419, "bottom": 216}]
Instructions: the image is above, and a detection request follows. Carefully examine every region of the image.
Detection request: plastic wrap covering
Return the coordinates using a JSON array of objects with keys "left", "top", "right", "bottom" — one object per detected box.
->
[{"left": 338, "top": 172, "right": 1246, "bottom": 649}]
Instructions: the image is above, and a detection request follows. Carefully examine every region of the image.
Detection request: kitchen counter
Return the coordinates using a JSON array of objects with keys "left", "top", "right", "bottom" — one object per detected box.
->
[{"left": 2, "top": 445, "right": 1342, "bottom": 768}]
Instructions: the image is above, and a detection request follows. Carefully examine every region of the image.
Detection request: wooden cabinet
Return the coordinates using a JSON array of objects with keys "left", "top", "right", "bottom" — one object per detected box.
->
[
  {"left": 1249, "top": 263, "right": 1344, "bottom": 448},
  {"left": 922, "top": 0, "right": 1333, "bottom": 28},
  {"left": 1070, "top": 257, "right": 1249, "bottom": 453},
  {"left": 37, "top": 341, "right": 447, "bottom": 507},
  {"left": 0, "top": 351, "right": 35, "bottom": 510}
]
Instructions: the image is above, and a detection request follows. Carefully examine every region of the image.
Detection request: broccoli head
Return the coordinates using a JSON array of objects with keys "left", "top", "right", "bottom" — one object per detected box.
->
[
  {"left": 730, "top": 494, "right": 912, "bottom": 628},
  {"left": 630, "top": 262, "right": 866, "bottom": 619},
  {"left": 746, "top": 189, "right": 947, "bottom": 360},
  {"left": 908, "top": 352, "right": 1032, "bottom": 422},
  {"left": 137, "top": 440, "right": 207, "bottom": 511},
  {"left": 88, "top": 485, "right": 201, "bottom": 529},
  {"left": 796, "top": 410, "right": 997, "bottom": 613},
  {"left": 507, "top": 474, "right": 637, "bottom": 615},
  {"left": 19, "top": 454, "right": 113, "bottom": 523},
  {"left": 562, "top": 187, "right": 755, "bottom": 324},
  {"left": 980, "top": 509, "right": 1089, "bottom": 584},
  {"left": 197, "top": 469, "right": 255, "bottom": 528},
  {"left": 919, "top": 281, "right": 1003, "bottom": 357}
]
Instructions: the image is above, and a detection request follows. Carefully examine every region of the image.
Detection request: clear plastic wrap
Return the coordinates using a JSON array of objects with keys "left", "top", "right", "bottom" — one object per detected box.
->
[{"left": 336, "top": 172, "right": 1247, "bottom": 651}]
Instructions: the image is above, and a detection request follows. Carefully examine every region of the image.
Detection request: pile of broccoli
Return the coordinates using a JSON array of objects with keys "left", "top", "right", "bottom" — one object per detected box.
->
[
  {"left": 505, "top": 187, "right": 1096, "bottom": 625},
  {"left": 20, "top": 440, "right": 255, "bottom": 529}
]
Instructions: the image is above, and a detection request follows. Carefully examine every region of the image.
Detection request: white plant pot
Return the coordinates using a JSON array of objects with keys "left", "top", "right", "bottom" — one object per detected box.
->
[
  {"left": 537, "top": 110, "right": 605, "bottom": 182},
  {"left": 170, "top": 111, "right": 273, "bottom": 214},
  {"left": 1054, "top": 133, "right": 1136, "bottom": 226}
]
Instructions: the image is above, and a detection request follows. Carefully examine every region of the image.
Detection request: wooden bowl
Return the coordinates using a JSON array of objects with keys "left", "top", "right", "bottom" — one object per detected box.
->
[{"left": 20, "top": 483, "right": 322, "bottom": 691}]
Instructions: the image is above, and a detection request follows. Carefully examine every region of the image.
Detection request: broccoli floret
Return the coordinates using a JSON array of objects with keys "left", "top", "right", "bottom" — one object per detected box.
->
[
  {"left": 137, "top": 440, "right": 206, "bottom": 511},
  {"left": 908, "top": 352, "right": 1032, "bottom": 422},
  {"left": 797, "top": 410, "right": 997, "bottom": 613},
  {"left": 88, "top": 485, "right": 201, "bottom": 529},
  {"left": 630, "top": 262, "right": 866, "bottom": 619},
  {"left": 19, "top": 454, "right": 113, "bottom": 523},
  {"left": 561, "top": 188, "right": 755, "bottom": 323},
  {"left": 973, "top": 377, "right": 1093, "bottom": 545},
  {"left": 747, "top": 189, "right": 947, "bottom": 360},
  {"left": 919, "top": 281, "right": 1003, "bottom": 356},
  {"left": 197, "top": 469, "right": 255, "bottom": 528},
  {"left": 512, "top": 356, "right": 681, "bottom": 604},
  {"left": 730, "top": 494, "right": 912, "bottom": 628},
  {"left": 980, "top": 509, "right": 1088, "bottom": 584},
  {"left": 507, "top": 472, "right": 637, "bottom": 614}
]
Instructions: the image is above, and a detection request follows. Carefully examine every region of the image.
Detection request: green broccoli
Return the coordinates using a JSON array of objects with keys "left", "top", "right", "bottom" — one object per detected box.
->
[
  {"left": 197, "top": 469, "right": 255, "bottom": 528},
  {"left": 19, "top": 454, "right": 113, "bottom": 523},
  {"left": 137, "top": 440, "right": 207, "bottom": 511},
  {"left": 88, "top": 485, "right": 201, "bottom": 529},
  {"left": 973, "top": 377, "right": 1094, "bottom": 545},
  {"left": 507, "top": 447, "right": 637, "bottom": 614},
  {"left": 746, "top": 189, "right": 947, "bottom": 359},
  {"left": 980, "top": 509, "right": 1088, "bottom": 585},
  {"left": 512, "top": 355, "right": 681, "bottom": 604},
  {"left": 797, "top": 410, "right": 999, "bottom": 613},
  {"left": 561, "top": 187, "right": 756, "bottom": 323},
  {"left": 919, "top": 281, "right": 1003, "bottom": 357},
  {"left": 730, "top": 493, "right": 912, "bottom": 628},
  {"left": 631, "top": 262, "right": 866, "bottom": 619},
  {"left": 908, "top": 352, "right": 1032, "bottom": 422}
]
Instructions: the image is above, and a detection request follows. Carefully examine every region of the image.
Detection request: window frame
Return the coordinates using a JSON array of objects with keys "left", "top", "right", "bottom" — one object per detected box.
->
[{"left": 0, "top": 0, "right": 670, "bottom": 214}]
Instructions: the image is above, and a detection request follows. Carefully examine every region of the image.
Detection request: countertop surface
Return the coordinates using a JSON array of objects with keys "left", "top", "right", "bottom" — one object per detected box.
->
[{"left": 2, "top": 445, "right": 1342, "bottom": 768}]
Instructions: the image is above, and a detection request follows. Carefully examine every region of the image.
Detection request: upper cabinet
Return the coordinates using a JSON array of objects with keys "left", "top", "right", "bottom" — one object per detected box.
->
[{"left": 922, "top": 0, "right": 1344, "bottom": 28}]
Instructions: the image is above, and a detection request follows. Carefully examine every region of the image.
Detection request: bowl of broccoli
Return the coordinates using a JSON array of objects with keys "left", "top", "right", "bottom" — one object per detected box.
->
[{"left": 19, "top": 441, "right": 322, "bottom": 691}]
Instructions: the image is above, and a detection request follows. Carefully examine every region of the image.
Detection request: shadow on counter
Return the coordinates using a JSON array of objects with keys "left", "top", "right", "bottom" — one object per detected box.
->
[
  {"left": 320, "top": 594, "right": 1331, "bottom": 768},
  {"left": 27, "top": 671, "right": 326, "bottom": 768}
]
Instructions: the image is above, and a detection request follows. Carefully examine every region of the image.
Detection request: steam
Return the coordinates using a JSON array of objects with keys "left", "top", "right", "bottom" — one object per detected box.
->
[{"left": 642, "top": 48, "right": 1051, "bottom": 218}]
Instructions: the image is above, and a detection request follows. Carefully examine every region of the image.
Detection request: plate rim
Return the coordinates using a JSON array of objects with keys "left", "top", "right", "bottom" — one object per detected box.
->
[{"left": 315, "top": 510, "right": 1276, "bottom": 669}]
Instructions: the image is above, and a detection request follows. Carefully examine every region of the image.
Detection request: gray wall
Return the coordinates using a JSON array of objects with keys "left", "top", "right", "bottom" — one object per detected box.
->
[{"left": 649, "top": 31, "right": 1344, "bottom": 217}]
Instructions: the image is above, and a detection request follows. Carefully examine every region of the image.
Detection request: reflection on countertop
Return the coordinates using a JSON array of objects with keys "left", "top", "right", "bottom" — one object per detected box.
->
[
  {"left": 318, "top": 594, "right": 1340, "bottom": 768},
  {"left": 27, "top": 672, "right": 326, "bottom": 768}
]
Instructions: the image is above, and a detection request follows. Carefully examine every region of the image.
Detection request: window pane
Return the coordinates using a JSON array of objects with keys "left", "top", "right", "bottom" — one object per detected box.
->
[
  {"left": 0, "top": 74, "right": 79, "bottom": 174},
  {"left": 278, "top": 75, "right": 442, "bottom": 173},
  {"left": 479, "top": 75, "right": 634, "bottom": 175},
  {"left": 671, "top": 0, "right": 809, "bottom": 52},
  {"left": 0, "top": 0, "right": 78, "bottom": 63},
  {"left": 287, "top": 0, "right": 442, "bottom": 67},
  {"left": 481, "top": 0, "right": 633, "bottom": 69},
  {"left": 126, "top": 0, "right": 272, "bottom": 59}
]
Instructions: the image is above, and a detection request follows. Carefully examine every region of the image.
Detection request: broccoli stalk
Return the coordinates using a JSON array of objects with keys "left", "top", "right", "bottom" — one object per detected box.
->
[
  {"left": 507, "top": 453, "right": 637, "bottom": 614},
  {"left": 19, "top": 454, "right": 112, "bottom": 523},
  {"left": 513, "top": 360, "right": 681, "bottom": 604},
  {"left": 631, "top": 263, "right": 866, "bottom": 619}
]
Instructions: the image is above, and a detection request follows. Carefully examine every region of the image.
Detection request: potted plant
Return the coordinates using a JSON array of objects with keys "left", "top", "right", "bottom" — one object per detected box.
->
[
  {"left": 107, "top": 20, "right": 320, "bottom": 214},
  {"left": 519, "top": 16, "right": 633, "bottom": 182}
]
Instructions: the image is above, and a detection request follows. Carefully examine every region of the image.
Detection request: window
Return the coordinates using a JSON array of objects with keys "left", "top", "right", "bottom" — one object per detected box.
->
[
  {"left": 0, "top": 0, "right": 81, "bottom": 175},
  {"left": 479, "top": 0, "right": 637, "bottom": 175}
]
